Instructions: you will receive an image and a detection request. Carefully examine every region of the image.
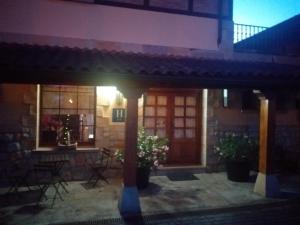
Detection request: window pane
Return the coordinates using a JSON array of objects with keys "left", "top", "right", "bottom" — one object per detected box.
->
[
  {"left": 42, "top": 109, "right": 59, "bottom": 115},
  {"left": 60, "top": 92, "right": 77, "bottom": 109},
  {"left": 60, "top": 85, "right": 77, "bottom": 92},
  {"left": 146, "top": 95, "right": 155, "bottom": 105},
  {"left": 157, "top": 107, "right": 166, "bottom": 116},
  {"left": 145, "top": 106, "right": 155, "bottom": 116},
  {"left": 60, "top": 109, "right": 77, "bottom": 115},
  {"left": 186, "top": 129, "right": 195, "bottom": 138},
  {"left": 40, "top": 115, "right": 60, "bottom": 144},
  {"left": 174, "top": 129, "right": 184, "bottom": 138},
  {"left": 175, "top": 107, "right": 184, "bottom": 116},
  {"left": 157, "top": 128, "right": 166, "bottom": 138},
  {"left": 108, "top": 0, "right": 143, "bottom": 5},
  {"left": 40, "top": 85, "right": 95, "bottom": 146},
  {"left": 42, "top": 91, "right": 59, "bottom": 108},
  {"left": 157, "top": 96, "right": 167, "bottom": 105},
  {"left": 186, "top": 107, "right": 196, "bottom": 116},
  {"left": 186, "top": 118, "right": 196, "bottom": 127},
  {"left": 174, "top": 118, "right": 184, "bottom": 128},
  {"left": 79, "top": 125, "right": 94, "bottom": 142},
  {"left": 79, "top": 112, "right": 94, "bottom": 126},
  {"left": 186, "top": 96, "right": 196, "bottom": 106},
  {"left": 41, "top": 114, "right": 60, "bottom": 131},
  {"left": 175, "top": 96, "right": 184, "bottom": 106},
  {"left": 78, "top": 93, "right": 94, "bottom": 109},
  {"left": 156, "top": 118, "right": 166, "bottom": 128},
  {"left": 145, "top": 128, "right": 155, "bottom": 136},
  {"left": 193, "top": 0, "right": 218, "bottom": 14},
  {"left": 151, "top": 0, "right": 188, "bottom": 10},
  {"left": 144, "top": 118, "right": 155, "bottom": 127}
]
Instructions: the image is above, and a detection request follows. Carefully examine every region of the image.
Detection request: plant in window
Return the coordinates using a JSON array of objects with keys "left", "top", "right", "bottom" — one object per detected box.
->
[{"left": 41, "top": 115, "right": 61, "bottom": 131}]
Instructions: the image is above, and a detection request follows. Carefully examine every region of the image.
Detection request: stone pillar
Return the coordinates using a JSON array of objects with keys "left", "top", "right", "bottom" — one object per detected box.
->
[
  {"left": 118, "top": 88, "right": 143, "bottom": 217},
  {"left": 254, "top": 93, "right": 280, "bottom": 197}
]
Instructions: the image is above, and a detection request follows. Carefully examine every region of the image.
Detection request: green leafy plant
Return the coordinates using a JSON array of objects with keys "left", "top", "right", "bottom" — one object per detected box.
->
[
  {"left": 115, "top": 127, "right": 169, "bottom": 168},
  {"left": 214, "top": 133, "right": 258, "bottom": 162}
]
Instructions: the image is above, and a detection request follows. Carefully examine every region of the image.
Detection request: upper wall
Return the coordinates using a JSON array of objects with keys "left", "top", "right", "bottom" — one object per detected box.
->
[{"left": 0, "top": 0, "right": 232, "bottom": 51}]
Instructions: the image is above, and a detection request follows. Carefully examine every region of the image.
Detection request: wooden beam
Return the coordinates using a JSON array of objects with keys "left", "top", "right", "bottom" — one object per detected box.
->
[
  {"left": 254, "top": 91, "right": 280, "bottom": 197},
  {"left": 258, "top": 96, "right": 275, "bottom": 174},
  {"left": 118, "top": 87, "right": 144, "bottom": 217}
]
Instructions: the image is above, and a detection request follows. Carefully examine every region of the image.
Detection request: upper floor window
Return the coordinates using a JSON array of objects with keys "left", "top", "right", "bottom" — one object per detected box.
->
[{"left": 40, "top": 85, "right": 95, "bottom": 147}]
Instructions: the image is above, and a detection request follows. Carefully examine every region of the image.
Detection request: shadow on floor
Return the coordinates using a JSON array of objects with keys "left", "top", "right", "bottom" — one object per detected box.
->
[
  {"left": 14, "top": 204, "right": 46, "bottom": 215},
  {"left": 123, "top": 215, "right": 146, "bottom": 225},
  {"left": 138, "top": 182, "right": 162, "bottom": 197},
  {"left": 0, "top": 189, "right": 41, "bottom": 208}
]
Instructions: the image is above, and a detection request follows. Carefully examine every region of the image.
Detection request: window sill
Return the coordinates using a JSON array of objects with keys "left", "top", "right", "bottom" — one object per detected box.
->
[{"left": 34, "top": 147, "right": 99, "bottom": 151}]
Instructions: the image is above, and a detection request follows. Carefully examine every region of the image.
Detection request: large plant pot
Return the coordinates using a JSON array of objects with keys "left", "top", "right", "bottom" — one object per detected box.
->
[
  {"left": 136, "top": 167, "right": 151, "bottom": 189},
  {"left": 226, "top": 161, "right": 250, "bottom": 182}
]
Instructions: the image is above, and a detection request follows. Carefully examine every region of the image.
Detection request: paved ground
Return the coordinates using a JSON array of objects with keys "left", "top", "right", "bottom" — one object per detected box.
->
[
  {"left": 0, "top": 172, "right": 299, "bottom": 225},
  {"left": 48, "top": 200, "right": 300, "bottom": 225}
]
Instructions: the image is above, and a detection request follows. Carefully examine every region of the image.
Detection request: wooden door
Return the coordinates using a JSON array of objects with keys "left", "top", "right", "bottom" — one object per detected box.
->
[{"left": 144, "top": 90, "right": 201, "bottom": 165}]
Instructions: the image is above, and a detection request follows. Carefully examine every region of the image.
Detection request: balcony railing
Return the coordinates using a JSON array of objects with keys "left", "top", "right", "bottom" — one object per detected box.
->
[{"left": 234, "top": 23, "right": 268, "bottom": 43}]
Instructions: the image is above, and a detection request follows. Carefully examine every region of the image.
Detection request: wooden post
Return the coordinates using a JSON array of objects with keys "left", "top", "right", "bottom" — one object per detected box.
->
[
  {"left": 118, "top": 87, "right": 143, "bottom": 217},
  {"left": 254, "top": 92, "right": 280, "bottom": 197}
]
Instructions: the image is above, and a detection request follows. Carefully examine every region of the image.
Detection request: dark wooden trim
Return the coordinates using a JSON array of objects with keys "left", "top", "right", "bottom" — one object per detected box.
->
[
  {"left": 144, "top": 0, "right": 149, "bottom": 7},
  {"left": 2, "top": 68, "right": 300, "bottom": 90},
  {"left": 188, "top": 0, "right": 193, "bottom": 12},
  {"left": 218, "top": 0, "right": 223, "bottom": 45},
  {"left": 94, "top": 0, "right": 232, "bottom": 20}
]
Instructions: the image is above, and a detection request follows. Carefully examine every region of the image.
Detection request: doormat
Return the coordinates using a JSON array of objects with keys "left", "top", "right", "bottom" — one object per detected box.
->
[{"left": 167, "top": 172, "right": 199, "bottom": 181}]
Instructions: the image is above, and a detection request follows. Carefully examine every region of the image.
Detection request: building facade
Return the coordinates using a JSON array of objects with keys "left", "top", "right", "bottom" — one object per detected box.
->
[{"left": 1, "top": 0, "right": 300, "bottom": 216}]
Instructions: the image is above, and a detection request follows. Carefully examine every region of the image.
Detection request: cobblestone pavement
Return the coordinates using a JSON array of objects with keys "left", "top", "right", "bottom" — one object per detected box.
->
[{"left": 50, "top": 200, "right": 300, "bottom": 225}]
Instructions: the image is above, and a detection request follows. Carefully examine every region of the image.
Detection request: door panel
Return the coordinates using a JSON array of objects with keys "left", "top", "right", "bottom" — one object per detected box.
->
[{"left": 144, "top": 90, "right": 201, "bottom": 164}]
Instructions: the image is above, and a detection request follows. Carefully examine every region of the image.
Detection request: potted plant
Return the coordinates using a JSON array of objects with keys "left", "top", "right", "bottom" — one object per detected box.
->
[
  {"left": 116, "top": 128, "right": 169, "bottom": 189},
  {"left": 215, "top": 133, "right": 258, "bottom": 182}
]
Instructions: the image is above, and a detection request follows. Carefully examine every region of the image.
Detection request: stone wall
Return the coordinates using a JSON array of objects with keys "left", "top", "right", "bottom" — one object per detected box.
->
[
  {"left": 95, "top": 88, "right": 144, "bottom": 151},
  {"left": 206, "top": 89, "right": 300, "bottom": 172},
  {"left": 0, "top": 84, "right": 36, "bottom": 151}
]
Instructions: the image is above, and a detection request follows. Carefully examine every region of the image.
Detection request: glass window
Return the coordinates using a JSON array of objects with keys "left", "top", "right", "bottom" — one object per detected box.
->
[{"left": 40, "top": 85, "right": 96, "bottom": 146}]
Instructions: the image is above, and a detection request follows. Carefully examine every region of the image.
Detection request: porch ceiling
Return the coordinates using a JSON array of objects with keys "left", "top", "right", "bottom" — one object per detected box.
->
[{"left": 1, "top": 42, "right": 300, "bottom": 89}]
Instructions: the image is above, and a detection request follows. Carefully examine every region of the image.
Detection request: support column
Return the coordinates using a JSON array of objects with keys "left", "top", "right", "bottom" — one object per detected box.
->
[
  {"left": 118, "top": 88, "right": 143, "bottom": 217},
  {"left": 254, "top": 93, "right": 280, "bottom": 197}
]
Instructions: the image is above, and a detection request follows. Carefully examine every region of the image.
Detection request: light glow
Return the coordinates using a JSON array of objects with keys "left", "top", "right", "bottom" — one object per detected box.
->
[{"left": 97, "top": 86, "right": 118, "bottom": 105}]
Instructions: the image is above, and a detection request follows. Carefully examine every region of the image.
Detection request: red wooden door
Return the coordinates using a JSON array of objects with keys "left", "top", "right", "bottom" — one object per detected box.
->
[{"left": 144, "top": 90, "right": 201, "bottom": 164}]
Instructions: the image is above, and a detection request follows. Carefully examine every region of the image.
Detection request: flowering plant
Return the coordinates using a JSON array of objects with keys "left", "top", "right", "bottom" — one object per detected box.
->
[
  {"left": 214, "top": 133, "right": 258, "bottom": 162},
  {"left": 115, "top": 128, "right": 169, "bottom": 169},
  {"left": 41, "top": 115, "right": 62, "bottom": 131}
]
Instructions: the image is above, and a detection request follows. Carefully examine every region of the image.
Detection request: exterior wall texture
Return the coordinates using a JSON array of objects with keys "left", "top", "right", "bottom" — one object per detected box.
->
[
  {"left": 0, "top": 0, "right": 223, "bottom": 51},
  {"left": 1, "top": 84, "right": 300, "bottom": 171},
  {"left": 206, "top": 89, "right": 300, "bottom": 172},
  {"left": 0, "top": 84, "right": 36, "bottom": 151}
]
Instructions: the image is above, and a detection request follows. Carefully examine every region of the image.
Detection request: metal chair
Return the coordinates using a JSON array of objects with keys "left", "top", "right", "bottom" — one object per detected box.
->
[{"left": 85, "top": 148, "right": 113, "bottom": 187}]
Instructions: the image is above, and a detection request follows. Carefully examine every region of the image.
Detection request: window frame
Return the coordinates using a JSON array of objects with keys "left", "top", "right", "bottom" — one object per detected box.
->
[{"left": 39, "top": 85, "right": 96, "bottom": 147}]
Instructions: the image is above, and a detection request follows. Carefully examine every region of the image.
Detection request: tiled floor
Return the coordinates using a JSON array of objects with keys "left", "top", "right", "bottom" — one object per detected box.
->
[{"left": 0, "top": 172, "right": 299, "bottom": 225}]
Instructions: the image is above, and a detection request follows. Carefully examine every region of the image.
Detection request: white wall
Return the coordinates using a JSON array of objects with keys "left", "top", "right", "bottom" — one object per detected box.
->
[{"left": 0, "top": 0, "right": 219, "bottom": 50}]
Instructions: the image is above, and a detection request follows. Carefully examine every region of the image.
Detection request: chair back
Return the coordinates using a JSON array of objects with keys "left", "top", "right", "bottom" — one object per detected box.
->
[{"left": 101, "top": 147, "right": 114, "bottom": 169}]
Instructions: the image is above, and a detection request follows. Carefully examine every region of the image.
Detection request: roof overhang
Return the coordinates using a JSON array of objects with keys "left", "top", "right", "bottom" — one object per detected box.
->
[{"left": 1, "top": 43, "right": 300, "bottom": 89}]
